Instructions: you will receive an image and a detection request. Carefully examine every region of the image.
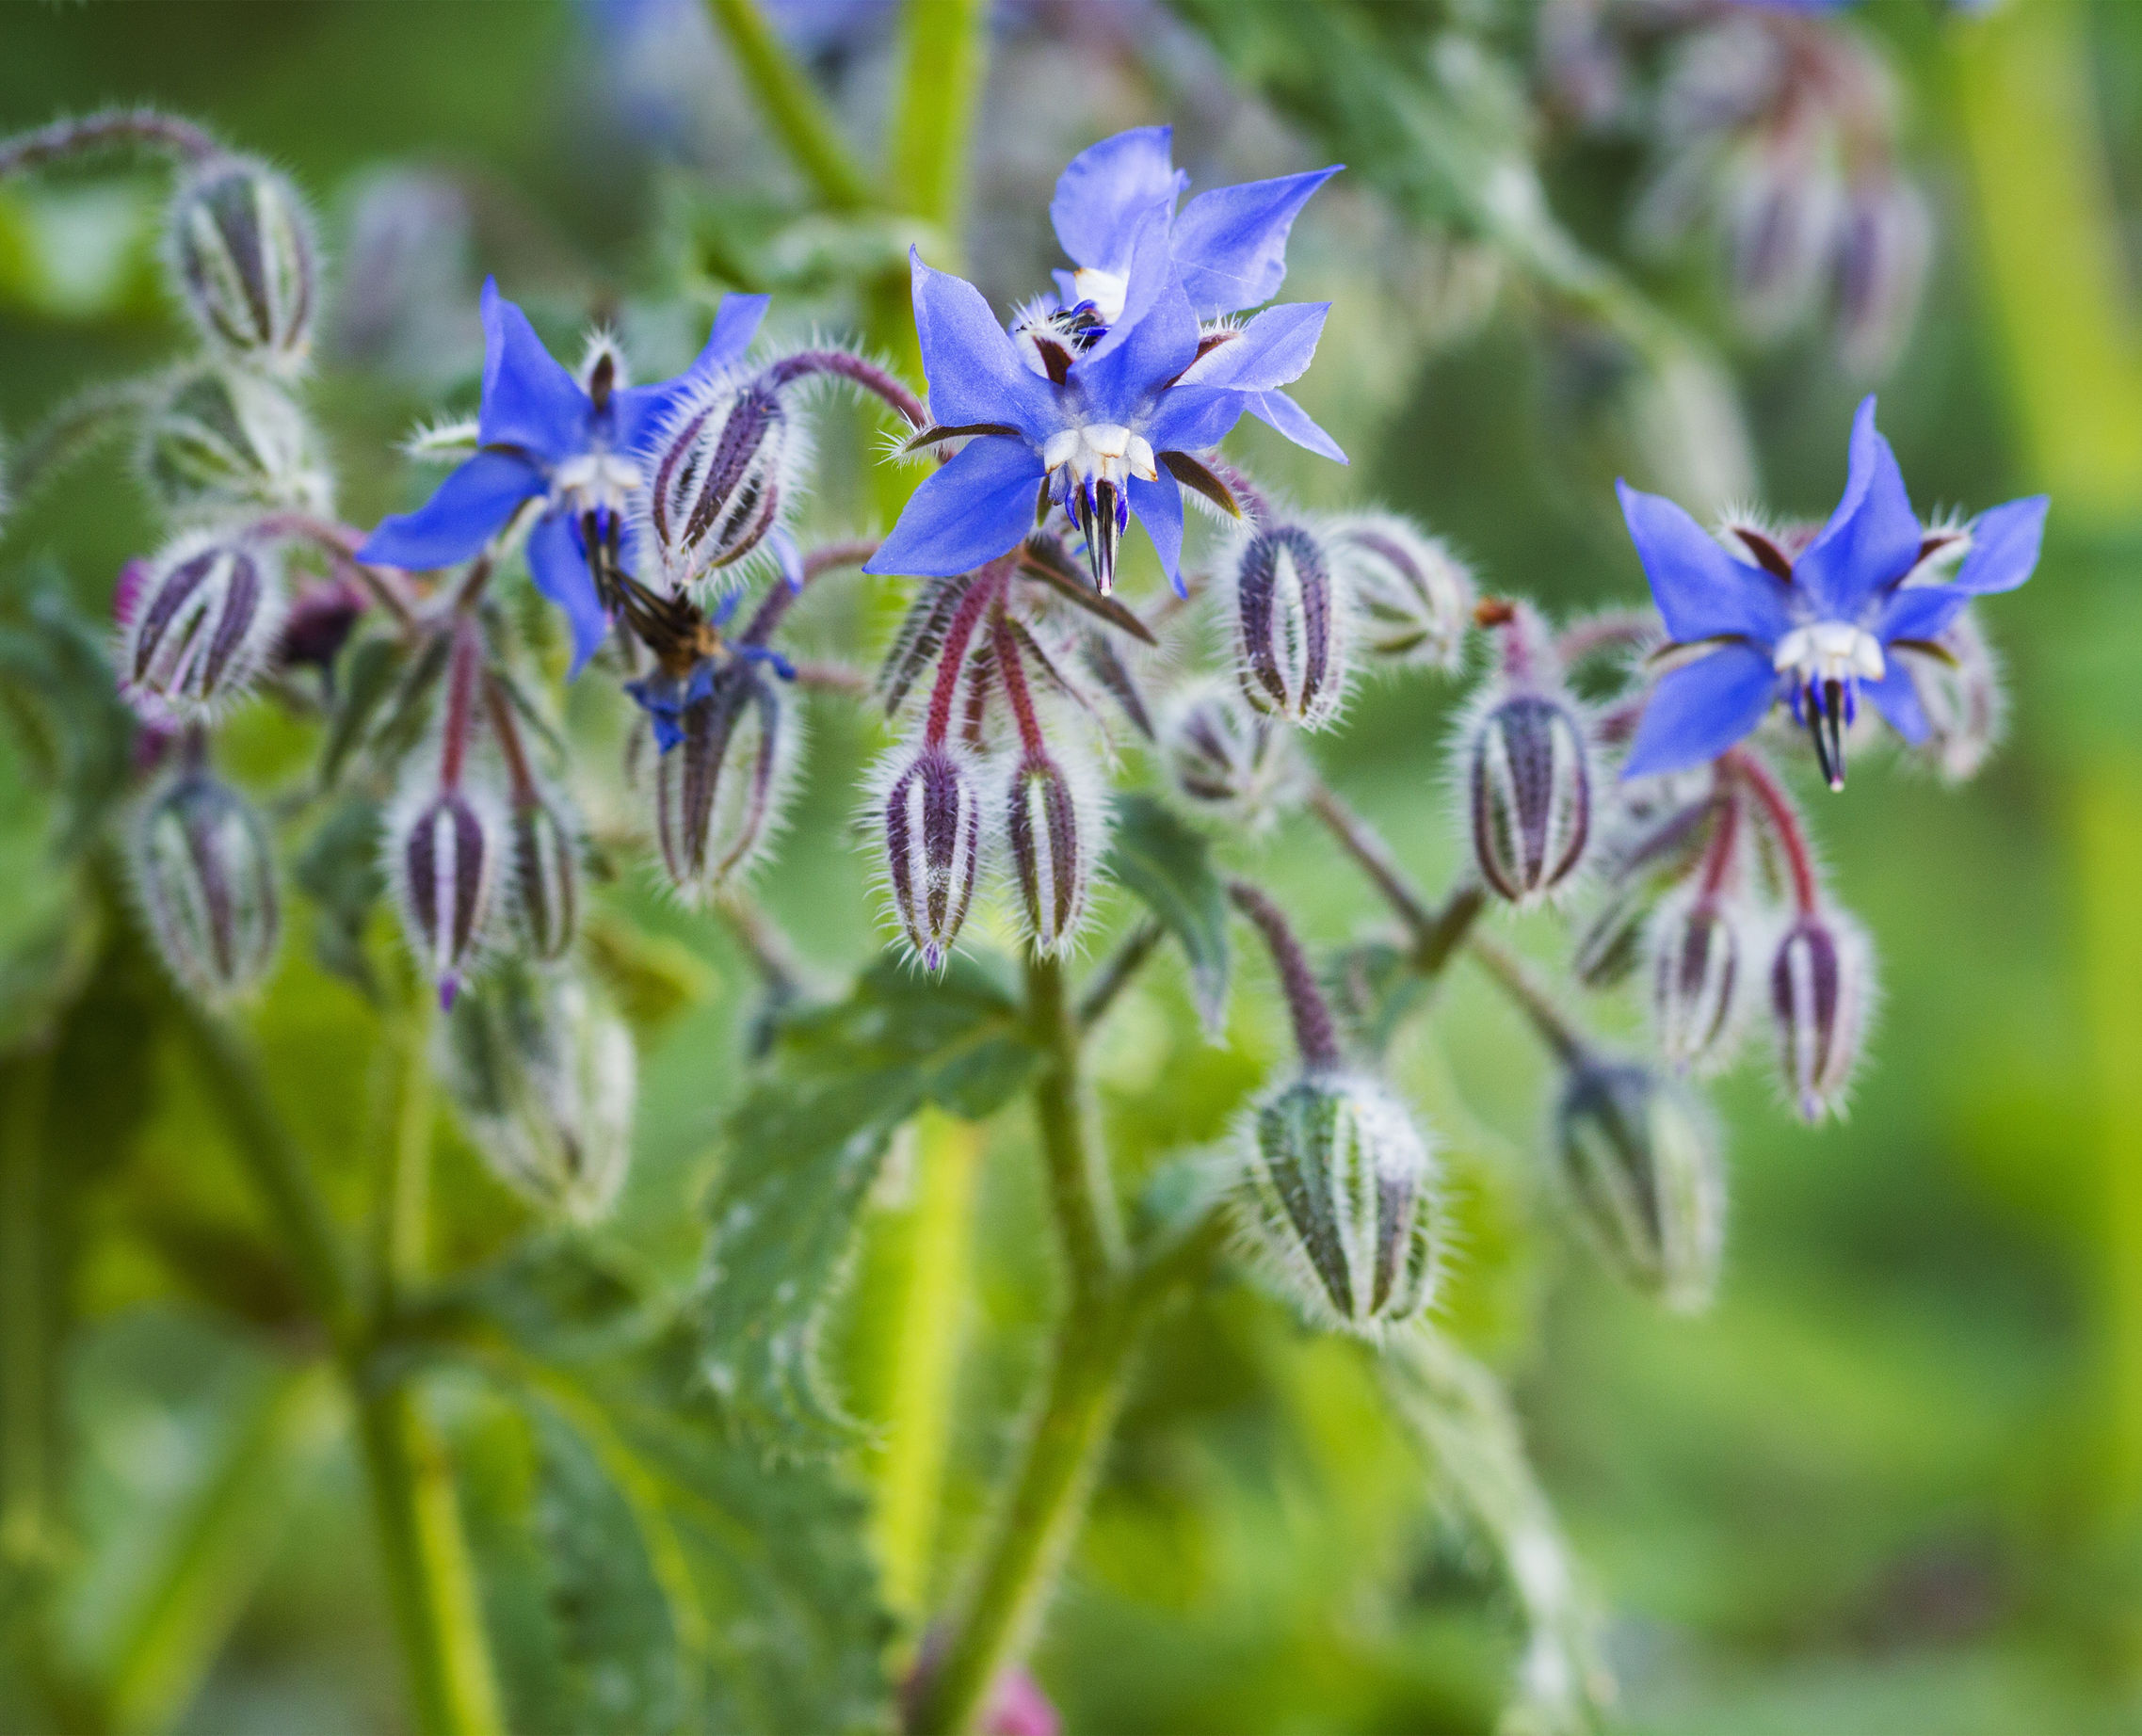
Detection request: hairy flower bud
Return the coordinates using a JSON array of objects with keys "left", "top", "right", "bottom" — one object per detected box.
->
[
  {"left": 140, "top": 363, "right": 333, "bottom": 522},
  {"left": 1004, "top": 747, "right": 1103, "bottom": 957},
  {"left": 1834, "top": 174, "right": 1931, "bottom": 378},
  {"left": 122, "top": 530, "right": 287, "bottom": 719},
  {"left": 389, "top": 779, "right": 503, "bottom": 1007},
  {"left": 1159, "top": 678, "right": 1307, "bottom": 833},
  {"left": 1649, "top": 895, "right": 1746, "bottom": 1074},
  {"left": 1330, "top": 515, "right": 1474, "bottom": 671},
  {"left": 1232, "top": 1072, "right": 1441, "bottom": 1335},
  {"left": 1555, "top": 1057, "right": 1724, "bottom": 1312},
  {"left": 508, "top": 794, "right": 580, "bottom": 961},
  {"left": 1465, "top": 689, "right": 1593, "bottom": 904},
  {"left": 132, "top": 769, "right": 280, "bottom": 1003},
  {"left": 643, "top": 379, "right": 793, "bottom": 591},
  {"left": 1769, "top": 908, "right": 1873, "bottom": 1123},
  {"left": 167, "top": 155, "right": 318, "bottom": 375},
  {"left": 878, "top": 743, "right": 984, "bottom": 972},
  {"left": 1232, "top": 522, "right": 1349, "bottom": 730},
  {"left": 437, "top": 963, "right": 634, "bottom": 1223},
  {"left": 650, "top": 665, "right": 797, "bottom": 899},
  {"left": 1900, "top": 610, "right": 2005, "bottom": 785}
]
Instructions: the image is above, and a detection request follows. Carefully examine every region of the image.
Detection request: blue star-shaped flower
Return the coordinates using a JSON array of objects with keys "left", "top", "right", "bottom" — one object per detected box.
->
[
  {"left": 359, "top": 277, "right": 769, "bottom": 673},
  {"left": 1619, "top": 395, "right": 2046, "bottom": 787}
]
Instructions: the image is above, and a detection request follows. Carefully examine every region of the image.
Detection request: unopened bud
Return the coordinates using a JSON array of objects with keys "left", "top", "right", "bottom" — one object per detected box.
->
[
  {"left": 437, "top": 963, "right": 634, "bottom": 1223},
  {"left": 1769, "top": 908, "right": 1872, "bottom": 1123},
  {"left": 1901, "top": 609, "right": 2005, "bottom": 785},
  {"left": 1649, "top": 896, "right": 1746, "bottom": 1073},
  {"left": 650, "top": 665, "right": 797, "bottom": 899},
  {"left": 878, "top": 743, "right": 985, "bottom": 972},
  {"left": 139, "top": 363, "right": 333, "bottom": 522},
  {"left": 275, "top": 578, "right": 365, "bottom": 674},
  {"left": 1833, "top": 174, "right": 1931, "bottom": 378},
  {"left": 389, "top": 779, "right": 503, "bottom": 1007},
  {"left": 1232, "top": 523, "right": 1349, "bottom": 730},
  {"left": 1466, "top": 689, "right": 1593, "bottom": 904},
  {"left": 167, "top": 155, "right": 318, "bottom": 375},
  {"left": 643, "top": 378, "right": 792, "bottom": 592},
  {"left": 1159, "top": 678, "right": 1307, "bottom": 833},
  {"left": 1555, "top": 1057, "right": 1723, "bottom": 1312},
  {"left": 1004, "top": 748, "right": 1103, "bottom": 957},
  {"left": 1724, "top": 148, "right": 1840, "bottom": 340},
  {"left": 508, "top": 795, "right": 580, "bottom": 961},
  {"left": 1232, "top": 1072, "right": 1441, "bottom": 1335},
  {"left": 1329, "top": 515, "right": 1474, "bottom": 671},
  {"left": 122, "top": 530, "right": 287, "bottom": 719},
  {"left": 131, "top": 769, "right": 280, "bottom": 1003}
]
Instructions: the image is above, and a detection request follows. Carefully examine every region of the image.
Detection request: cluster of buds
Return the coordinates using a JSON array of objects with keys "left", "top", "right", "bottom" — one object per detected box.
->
[{"left": 1461, "top": 602, "right": 1596, "bottom": 907}]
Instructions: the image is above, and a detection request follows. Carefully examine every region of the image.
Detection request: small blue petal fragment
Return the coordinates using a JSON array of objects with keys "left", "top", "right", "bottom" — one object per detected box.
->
[
  {"left": 525, "top": 509, "right": 610, "bottom": 678},
  {"left": 862, "top": 435, "right": 1042, "bottom": 577},
  {"left": 1127, "top": 473, "right": 1185, "bottom": 596},
  {"left": 767, "top": 522, "right": 806, "bottom": 594},
  {"left": 1622, "top": 643, "right": 1780, "bottom": 779},
  {"left": 1243, "top": 389, "right": 1348, "bottom": 464},
  {"left": 1861, "top": 663, "right": 1930, "bottom": 744},
  {"left": 1953, "top": 495, "right": 2049, "bottom": 595},
  {"left": 1171, "top": 167, "right": 1341, "bottom": 318},
  {"left": 359, "top": 448, "right": 545, "bottom": 571},
  {"left": 1184, "top": 302, "right": 1329, "bottom": 392}
]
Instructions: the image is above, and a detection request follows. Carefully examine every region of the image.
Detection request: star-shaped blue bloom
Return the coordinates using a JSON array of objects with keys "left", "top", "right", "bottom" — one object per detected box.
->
[
  {"left": 359, "top": 277, "right": 769, "bottom": 673},
  {"left": 1619, "top": 395, "right": 2046, "bottom": 787}
]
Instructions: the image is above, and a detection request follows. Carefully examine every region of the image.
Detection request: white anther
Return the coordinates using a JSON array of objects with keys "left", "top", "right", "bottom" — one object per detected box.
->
[
  {"left": 1071, "top": 266, "right": 1129, "bottom": 325},
  {"left": 1773, "top": 620, "right": 1886, "bottom": 685},
  {"left": 551, "top": 452, "right": 644, "bottom": 515}
]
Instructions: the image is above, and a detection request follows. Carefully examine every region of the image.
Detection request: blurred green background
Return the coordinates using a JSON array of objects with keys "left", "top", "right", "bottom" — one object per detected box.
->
[{"left": 5, "top": 1, "right": 2142, "bottom": 1732}]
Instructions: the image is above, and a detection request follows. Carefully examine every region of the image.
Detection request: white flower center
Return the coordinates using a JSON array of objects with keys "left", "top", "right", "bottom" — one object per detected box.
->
[
  {"left": 1040, "top": 423, "right": 1157, "bottom": 491},
  {"left": 551, "top": 451, "right": 644, "bottom": 518},
  {"left": 1773, "top": 620, "right": 1885, "bottom": 687},
  {"left": 1070, "top": 266, "right": 1129, "bottom": 326}
]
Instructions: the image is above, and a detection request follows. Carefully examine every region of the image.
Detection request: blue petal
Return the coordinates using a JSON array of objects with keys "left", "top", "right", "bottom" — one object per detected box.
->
[
  {"left": 1616, "top": 480, "right": 1791, "bottom": 645},
  {"left": 1051, "top": 126, "right": 1186, "bottom": 272},
  {"left": 1077, "top": 204, "right": 1182, "bottom": 370},
  {"left": 358, "top": 449, "right": 545, "bottom": 570},
  {"left": 1145, "top": 383, "right": 1247, "bottom": 457},
  {"left": 862, "top": 436, "right": 1041, "bottom": 577},
  {"left": 1127, "top": 474, "right": 1185, "bottom": 596},
  {"left": 1182, "top": 302, "right": 1329, "bottom": 392},
  {"left": 525, "top": 509, "right": 610, "bottom": 678},
  {"left": 1245, "top": 390, "right": 1347, "bottom": 464},
  {"left": 1875, "top": 584, "right": 1967, "bottom": 645},
  {"left": 476, "top": 278, "right": 590, "bottom": 462},
  {"left": 615, "top": 292, "right": 772, "bottom": 450},
  {"left": 1621, "top": 644, "right": 1779, "bottom": 779},
  {"left": 1170, "top": 167, "right": 1341, "bottom": 318},
  {"left": 909, "top": 250, "right": 1055, "bottom": 438},
  {"left": 1862, "top": 664, "right": 1930, "bottom": 744},
  {"left": 1953, "top": 495, "right": 2048, "bottom": 595},
  {"left": 1795, "top": 395, "right": 1922, "bottom": 618}
]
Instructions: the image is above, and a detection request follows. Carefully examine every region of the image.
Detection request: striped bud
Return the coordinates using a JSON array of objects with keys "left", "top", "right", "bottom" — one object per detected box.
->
[
  {"left": 1232, "top": 1073, "right": 1441, "bottom": 1336},
  {"left": 1556, "top": 1058, "right": 1724, "bottom": 1312},
  {"left": 390, "top": 780, "right": 502, "bottom": 1007},
  {"left": 167, "top": 156, "right": 318, "bottom": 375},
  {"left": 437, "top": 963, "right": 634, "bottom": 1224},
  {"left": 644, "top": 380, "right": 790, "bottom": 591},
  {"left": 1834, "top": 175, "right": 1931, "bottom": 378},
  {"left": 1004, "top": 749, "right": 1102, "bottom": 957},
  {"left": 132, "top": 770, "right": 280, "bottom": 1004},
  {"left": 1649, "top": 896, "right": 1746, "bottom": 1073},
  {"left": 1232, "top": 523, "right": 1349, "bottom": 730},
  {"left": 508, "top": 795, "right": 580, "bottom": 961},
  {"left": 122, "top": 531, "right": 286, "bottom": 719},
  {"left": 651, "top": 666, "right": 797, "bottom": 899},
  {"left": 1769, "top": 908, "right": 1872, "bottom": 1123},
  {"left": 140, "top": 364, "right": 333, "bottom": 523},
  {"left": 1159, "top": 679, "right": 1306, "bottom": 833},
  {"left": 1466, "top": 689, "right": 1592, "bottom": 905},
  {"left": 1330, "top": 515, "right": 1474, "bottom": 671},
  {"left": 879, "top": 744, "right": 984, "bottom": 972}
]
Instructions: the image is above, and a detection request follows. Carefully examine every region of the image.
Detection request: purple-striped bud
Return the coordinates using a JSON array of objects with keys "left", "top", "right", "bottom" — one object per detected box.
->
[
  {"left": 1724, "top": 146, "right": 1840, "bottom": 340},
  {"left": 1160, "top": 679, "right": 1307, "bottom": 834},
  {"left": 1649, "top": 896, "right": 1747, "bottom": 1074},
  {"left": 389, "top": 779, "right": 503, "bottom": 1008},
  {"left": 508, "top": 795, "right": 580, "bottom": 961},
  {"left": 122, "top": 530, "right": 286, "bottom": 719},
  {"left": 1003, "top": 748, "right": 1103, "bottom": 957},
  {"left": 643, "top": 379, "right": 792, "bottom": 592},
  {"left": 1232, "top": 523, "right": 1349, "bottom": 731},
  {"left": 1899, "top": 609, "right": 2005, "bottom": 785},
  {"left": 140, "top": 364, "right": 333, "bottom": 523},
  {"left": 878, "top": 743, "right": 985, "bottom": 972},
  {"left": 167, "top": 156, "right": 318, "bottom": 375},
  {"left": 651, "top": 667, "right": 797, "bottom": 900},
  {"left": 1465, "top": 689, "right": 1593, "bottom": 905},
  {"left": 1329, "top": 515, "right": 1474, "bottom": 672},
  {"left": 131, "top": 770, "right": 280, "bottom": 1003},
  {"left": 1232, "top": 1073, "right": 1441, "bottom": 1336},
  {"left": 437, "top": 963, "right": 635, "bottom": 1224},
  {"left": 1555, "top": 1057, "right": 1724, "bottom": 1312},
  {"left": 1833, "top": 174, "right": 1931, "bottom": 378},
  {"left": 1769, "top": 908, "right": 1873, "bottom": 1123}
]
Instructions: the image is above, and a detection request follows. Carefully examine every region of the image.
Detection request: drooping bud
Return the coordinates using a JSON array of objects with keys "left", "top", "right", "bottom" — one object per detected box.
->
[
  {"left": 1159, "top": 678, "right": 1308, "bottom": 834},
  {"left": 166, "top": 155, "right": 318, "bottom": 375},
  {"left": 1769, "top": 908, "right": 1873, "bottom": 1123},
  {"left": 1649, "top": 895, "right": 1747, "bottom": 1074},
  {"left": 878, "top": 743, "right": 985, "bottom": 972},
  {"left": 1833, "top": 174, "right": 1931, "bottom": 378},
  {"left": 1232, "top": 1072, "right": 1441, "bottom": 1335},
  {"left": 436, "top": 963, "right": 635, "bottom": 1224},
  {"left": 131, "top": 768, "right": 280, "bottom": 1003},
  {"left": 139, "top": 363, "right": 334, "bottom": 522},
  {"left": 643, "top": 378, "right": 792, "bottom": 592},
  {"left": 1329, "top": 515, "right": 1474, "bottom": 671},
  {"left": 122, "top": 529, "right": 287, "bottom": 719},
  {"left": 1003, "top": 747, "right": 1103, "bottom": 957},
  {"left": 1555, "top": 1056, "right": 1724, "bottom": 1312},
  {"left": 1465, "top": 689, "right": 1593, "bottom": 905},
  {"left": 1232, "top": 522, "right": 1349, "bottom": 731},
  {"left": 1723, "top": 144, "right": 1841, "bottom": 342},
  {"left": 1899, "top": 609, "right": 2005, "bottom": 785},
  {"left": 508, "top": 794, "right": 581, "bottom": 961},
  {"left": 649, "top": 664, "right": 797, "bottom": 899},
  {"left": 389, "top": 777, "right": 503, "bottom": 1008}
]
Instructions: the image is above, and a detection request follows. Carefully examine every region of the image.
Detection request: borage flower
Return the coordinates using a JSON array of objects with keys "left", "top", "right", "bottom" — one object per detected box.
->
[
  {"left": 1618, "top": 396, "right": 2045, "bottom": 788},
  {"left": 359, "top": 278, "right": 768, "bottom": 670}
]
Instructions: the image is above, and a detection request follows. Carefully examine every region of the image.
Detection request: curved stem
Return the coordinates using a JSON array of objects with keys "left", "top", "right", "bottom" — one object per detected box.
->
[
  {"left": 765, "top": 351, "right": 925, "bottom": 429},
  {"left": 739, "top": 537, "right": 880, "bottom": 645},
  {"left": 1553, "top": 609, "right": 1656, "bottom": 669},
  {"left": 922, "top": 563, "right": 1007, "bottom": 749},
  {"left": 1023, "top": 952, "right": 1120, "bottom": 1302},
  {"left": 1076, "top": 919, "right": 1163, "bottom": 1031},
  {"left": 1226, "top": 880, "right": 1341, "bottom": 1071},
  {"left": 1721, "top": 747, "right": 1818, "bottom": 913},
  {"left": 0, "top": 378, "right": 152, "bottom": 518},
  {"left": 0, "top": 106, "right": 217, "bottom": 177},
  {"left": 991, "top": 613, "right": 1046, "bottom": 758},
  {"left": 1307, "top": 780, "right": 1438, "bottom": 940},
  {"left": 1464, "top": 933, "right": 1586, "bottom": 1065},
  {"left": 249, "top": 512, "right": 419, "bottom": 630}
]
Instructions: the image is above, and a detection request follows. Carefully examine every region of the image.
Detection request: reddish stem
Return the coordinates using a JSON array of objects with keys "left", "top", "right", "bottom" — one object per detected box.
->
[
  {"left": 438, "top": 620, "right": 484, "bottom": 791},
  {"left": 765, "top": 349, "right": 926, "bottom": 429},
  {"left": 992, "top": 611, "right": 1047, "bottom": 757},
  {"left": 922, "top": 561, "right": 1009, "bottom": 749},
  {"left": 249, "top": 512, "right": 419, "bottom": 629},
  {"left": 0, "top": 107, "right": 217, "bottom": 176},
  {"left": 1695, "top": 791, "right": 1742, "bottom": 905},
  {"left": 1227, "top": 880, "right": 1342, "bottom": 1071},
  {"left": 482, "top": 674, "right": 539, "bottom": 806},
  {"left": 739, "top": 537, "right": 881, "bottom": 645},
  {"left": 1554, "top": 610, "right": 1657, "bottom": 669},
  {"left": 1722, "top": 748, "right": 1818, "bottom": 913}
]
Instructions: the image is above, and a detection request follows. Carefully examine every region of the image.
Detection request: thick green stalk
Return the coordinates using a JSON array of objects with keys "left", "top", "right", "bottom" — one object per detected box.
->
[
  {"left": 1023, "top": 953, "right": 1122, "bottom": 1302},
  {"left": 703, "top": 0, "right": 878, "bottom": 211},
  {"left": 0, "top": 1050, "right": 54, "bottom": 1567}
]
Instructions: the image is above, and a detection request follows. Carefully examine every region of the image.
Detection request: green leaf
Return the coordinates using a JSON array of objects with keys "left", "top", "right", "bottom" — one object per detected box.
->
[
  {"left": 694, "top": 953, "right": 1039, "bottom": 1448},
  {"left": 1105, "top": 793, "right": 1232, "bottom": 1039},
  {"left": 316, "top": 634, "right": 405, "bottom": 792},
  {"left": 0, "top": 585, "right": 137, "bottom": 859},
  {"left": 294, "top": 792, "right": 384, "bottom": 999},
  {"left": 1323, "top": 940, "right": 1425, "bottom": 1063}
]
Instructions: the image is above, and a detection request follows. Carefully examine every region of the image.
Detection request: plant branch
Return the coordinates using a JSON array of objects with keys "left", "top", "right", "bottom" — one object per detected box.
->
[
  {"left": 1464, "top": 933, "right": 1586, "bottom": 1065},
  {"left": 1077, "top": 919, "right": 1164, "bottom": 1032},
  {"left": 1023, "top": 951, "right": 1121, "bottom": 1303},
  {"left": 0, "top": 106, "right": 217, "bottom": 177},
  {"left": 702, "top": 0, "right": 878, "bottom": 212}
]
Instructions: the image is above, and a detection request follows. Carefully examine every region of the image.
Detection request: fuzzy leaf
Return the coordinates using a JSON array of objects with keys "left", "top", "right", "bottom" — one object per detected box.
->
[
  {"left": 1105, "top": 793, "right": 1232, "bottom": 1038},
  {"left": 315, "top": 634, "right": 405, "bottom": 791},
  {"left": 294, "top": 792, "right": 384, "bottom": 999},
  {"left": 0, "top": 584, "right": 137, "bottom": 858}
]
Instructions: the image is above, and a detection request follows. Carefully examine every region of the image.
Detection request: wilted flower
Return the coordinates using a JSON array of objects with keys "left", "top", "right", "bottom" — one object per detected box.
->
[
  {"left": 1330, "top": 514, "right": 1474, "bottom": 670},
  {"left": 1770, "top": 904, "right": 1873, "bottom": 1121},
  {"left": 166, "top": 154, "right": 318, "bottom": 375},
  {"left": 139, "top": 362, "right": 333, "bottom": 522},
  {"left": 132, "top": 767, "right": 280, "bottom": 1002},
  {"left": 1232, "top": 522, "right": 1350, "bottom": 730},
  {"left": 1160, "top": 677, "right": 1308, "bottom": 832},
  {"left": 878, "top": 741, "right": 985, "bottom": 971},
  {"left": 122, "top": 529, "right": 286, "bottom": 719}
]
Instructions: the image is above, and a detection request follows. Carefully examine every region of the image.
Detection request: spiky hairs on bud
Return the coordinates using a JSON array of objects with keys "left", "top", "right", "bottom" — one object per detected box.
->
[
  {"left": 1648, "top": 893, "right": 1749, "bottom": 1075},
  {"left": 1000, "top": 736, "right": 1107, "bottom": 958},
  {"left": 131, "top": 768, "right": 280, "bottom": 1004},
  {"left": 386, "top": 767, "right": 505, "bottom": 1009},
  {"left": 872, "top": 739, "right": 987, "bottom": 972},
  {"left": 1769, "top": 906, "right": 1875, "bottom": 1123},
  {"left": 1159, "top": 677, "right": 1308, "bottom": 835},
  {"left": 507, "top": 792, "right": 580, "bottom": 962},
  {"left": 436, "top": 963, "right": 635, "bottom": 1224},
  {"left": 1231, "top": 1072, "right": 1441, "bottom": 1336},
  {"left": 1229, "top": 521, "right": 1352, "bottom": 731},
  {"left": 1458, "top": 683, "right": 1594, "bottom": 906},
  {"left": 138, "top": 363, "right": 333, "bottom": 523},
  {"left": 649, "top": 664, "right": 801, "bottom": 902},
  {"left": 640, "top": 372, "right": 809, "bottom": 596},
  {"left": 1554, "top": 1056, "right": 1724, "bottom": 1312},
  {"left": 1329, "top": 514, "right": 1475, "bottom": 672},
  {"left": 121, "top": 528, "right": 288, "bottom": 721},
  {"left": 166, "top": 153, "right": 318, "bottom": 376}
]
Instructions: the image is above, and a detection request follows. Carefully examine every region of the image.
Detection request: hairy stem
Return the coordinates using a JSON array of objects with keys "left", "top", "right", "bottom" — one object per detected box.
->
[
  {"left": 1226, "top": 880, "right": 1341, "bottom": 1071},
  {"left": 1721, "top": 747, "right": 1818, "bottom": 913},
  {"left": 765, "top": 351, "right": 925, "bottom": 428},
  {"left": 1465, "top": 933, "right": 1586, "bottom": 1065},
  {"left": 0, "top": 106, "right": 217, "bottom": 176},
  {"left": 1303, "top": 777, "right": 1485, "bottom": 976},
  {"left": 739, "top": 537, "right": 881, "bottom": 645},
  {"left": 1024, "top": 952, "right": 1121, "bottom": 1300},
  {"left": 1077, "top": 919, "right": 1164, "bottom": 1031}
]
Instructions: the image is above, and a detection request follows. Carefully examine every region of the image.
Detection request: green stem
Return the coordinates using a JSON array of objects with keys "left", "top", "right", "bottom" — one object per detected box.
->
[
  {"left": 1303, "top": 776, "right": 1486, "bottom": 979},
  {"left": 887, "top": 0, "right": 989, "bottom": 233},
  {"left": 703, "top": 0, "right": 878, "bottom": 212},
  {"left": 1023, "top": 952, "right": 1121, "bottom": 1304},
  {"left": 0, "top": 1050, "right": 54, "bottom": 1567}
]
